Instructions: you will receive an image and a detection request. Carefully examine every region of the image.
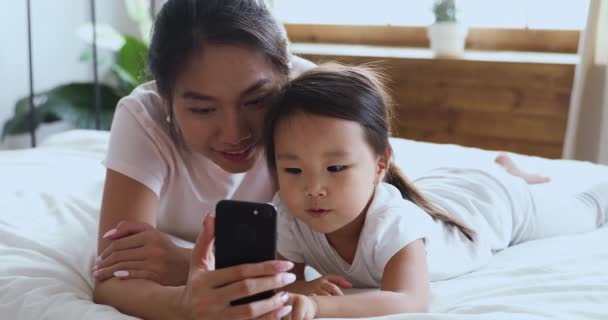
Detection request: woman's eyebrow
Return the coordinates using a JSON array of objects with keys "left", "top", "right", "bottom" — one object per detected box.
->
[
  {"left": 181, "top": 91, "right": 215, "bottom": 101},
  {"left": 240, "top": 79, "right": 273, "bottom": 97}
]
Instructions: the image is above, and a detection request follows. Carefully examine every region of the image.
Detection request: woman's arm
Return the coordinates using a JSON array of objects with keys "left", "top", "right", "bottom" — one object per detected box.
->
[
  {"left": 307, "top": 239, "right": 430, "bottom": 318},
  {"left": 94, "top": 172, "right": 295, "bottom": 319},
  {"left": 94, "top": 169, "right": 187, "bottom": 318}
]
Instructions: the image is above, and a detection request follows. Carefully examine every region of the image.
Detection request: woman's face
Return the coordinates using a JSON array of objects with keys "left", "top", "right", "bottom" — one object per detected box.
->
[{"left": 171, "top": 44, "right": 283, "bottom": 173}]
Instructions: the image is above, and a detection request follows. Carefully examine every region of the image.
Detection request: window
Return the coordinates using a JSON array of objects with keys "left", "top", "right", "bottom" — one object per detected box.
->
[{"left": 275, "top": 0, "right": 590, "bottom": 30}]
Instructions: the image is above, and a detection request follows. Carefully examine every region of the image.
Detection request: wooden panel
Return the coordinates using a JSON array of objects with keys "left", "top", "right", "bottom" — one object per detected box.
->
[
  {"left": 399, "top": 130, "right": 564, "bottom": 159},
  {"left": 286, "top": 24, "right": 580, "bottom": 53},
  {"left": 394, "top": 84, "right": 571, "bottom": 119},
  {"left": 295, "top": 51, "right": 574, "bottom": 159},
  {"left": 394, "top": 107, "right": 566, "bottom": 144}
]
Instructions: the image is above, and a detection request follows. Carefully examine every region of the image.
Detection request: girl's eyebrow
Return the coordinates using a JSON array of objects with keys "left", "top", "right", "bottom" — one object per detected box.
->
[
  {"left": 323, "top": 150, "right": 349, "bottom": 158},
  {"left": 276, "top": 153, "right": 299, "bottom": 160}
]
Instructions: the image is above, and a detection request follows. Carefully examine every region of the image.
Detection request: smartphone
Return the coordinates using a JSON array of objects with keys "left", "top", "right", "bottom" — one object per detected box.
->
[{"left": 214, "top": 199, "right": 278, "bottom": 305}]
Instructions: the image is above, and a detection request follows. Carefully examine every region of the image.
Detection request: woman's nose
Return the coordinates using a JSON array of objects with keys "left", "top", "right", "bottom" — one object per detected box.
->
[{"left": 220, "top": 110, "right": 251, "bottom": 145}]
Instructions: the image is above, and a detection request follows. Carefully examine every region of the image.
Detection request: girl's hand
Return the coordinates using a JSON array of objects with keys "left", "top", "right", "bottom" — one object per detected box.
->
[
  {"left": 282, "top": 294, "right": 318, "bottom": 320},
  {"left": 180, "top": 215, "right": 295, "bottom": 319},
  {"left": 93, "top": 221, "right": 190, "bottom": 286},
  {"left": 294, "top": 275, "right": 352, "bottom": 296}
]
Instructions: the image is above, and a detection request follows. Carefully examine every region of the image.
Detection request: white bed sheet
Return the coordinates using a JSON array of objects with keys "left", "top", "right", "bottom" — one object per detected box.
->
[{"left": 0, "top": 130, "right": 607, "bottom": 320}]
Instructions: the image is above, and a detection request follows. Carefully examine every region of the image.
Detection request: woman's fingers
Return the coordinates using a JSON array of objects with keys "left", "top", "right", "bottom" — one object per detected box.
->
[
  {"left": 191, "top": 215, "right": 215, "bottom": 271},
  {"left": 96, "top": 247, "right": 147, "bottom": 270},
  {"left": 224, "top": 291, "right": 290, "bottom": 320},
  {"left": 207, "top": 260, "right": 294, "bottom": 288},
  {"left": 99, "top": 232, "right": 146, "bottom": 261},
  {"left": 102, "top": 220, "right": 152, "bottom": 240},
  {"left": 93, "top": 261, "right": 159, "bottom": 282},
  {"left": 217, "top": 272, "right": 296, "bottom": 302}
]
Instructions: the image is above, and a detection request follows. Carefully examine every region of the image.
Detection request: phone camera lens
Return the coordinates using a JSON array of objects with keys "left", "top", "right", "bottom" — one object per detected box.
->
[{"left": 263, "top": 211, "right": 272, "bottom": 218}]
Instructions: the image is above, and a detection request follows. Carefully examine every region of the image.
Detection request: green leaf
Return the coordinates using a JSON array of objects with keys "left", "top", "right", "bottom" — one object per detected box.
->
[
  {"left": 2, "top": 83, "right": 122, "bottom": 138},
  {"left": 118, "top": 35, "right": 150, "bottom": 87},
  {"left": 111, "top": 64, "right": 138, "bottom": 95},
  {"left": 79, "top": 47, "right": 115, "bottom": 69}
]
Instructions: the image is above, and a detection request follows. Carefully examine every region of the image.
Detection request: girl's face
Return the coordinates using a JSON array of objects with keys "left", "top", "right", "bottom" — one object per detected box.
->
[
  {"left": 274, "top": 113, "right": 387, "bottom": 234},
  {"left": 171, "top": 44, "right": 282, "bottom": 173}
]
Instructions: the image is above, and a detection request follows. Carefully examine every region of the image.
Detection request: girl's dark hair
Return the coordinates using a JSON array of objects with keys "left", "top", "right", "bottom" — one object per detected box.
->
[
  {"left": 148, "top": 0, "right": 290, "bottom": 142},
  {"left": 264, "top": 63, "right": 475, "bottom": 240}
]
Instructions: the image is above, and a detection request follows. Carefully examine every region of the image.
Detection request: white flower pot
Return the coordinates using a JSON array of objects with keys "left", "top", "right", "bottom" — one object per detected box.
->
[{"left": 427, "top": 22, "right": 468, "bottom": 58}]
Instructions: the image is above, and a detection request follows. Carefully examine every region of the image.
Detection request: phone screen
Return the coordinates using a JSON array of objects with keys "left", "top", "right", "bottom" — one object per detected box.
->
[{"left": 214, "top": 200, "right": 277, "bottom": 305}]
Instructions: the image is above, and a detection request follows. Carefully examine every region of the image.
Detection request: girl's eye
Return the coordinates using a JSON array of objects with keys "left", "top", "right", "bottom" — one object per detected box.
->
[
  {"left": 189, "top": 107, "right": 215, "bottom": 115},
  {"left": 284, "top": 168, "right": 302, "bottom": 174},
  {"left": 327, "top": 165, "right": 347, "bottom": 173}
]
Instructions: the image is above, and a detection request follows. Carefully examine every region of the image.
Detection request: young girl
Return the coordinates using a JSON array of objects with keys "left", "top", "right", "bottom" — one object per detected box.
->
[{"left": 262, "top": 63, "right": 608, "bottom": 319}]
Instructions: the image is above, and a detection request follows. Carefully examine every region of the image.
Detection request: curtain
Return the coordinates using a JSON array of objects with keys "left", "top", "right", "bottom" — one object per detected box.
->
[{"left": 562, "top": 0, "right": 608, "bottom": 163}]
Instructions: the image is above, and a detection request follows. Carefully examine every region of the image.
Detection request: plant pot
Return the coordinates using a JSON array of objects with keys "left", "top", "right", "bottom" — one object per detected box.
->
[{"left": 427, "top": 22, "right": 468, "bottom": 58}]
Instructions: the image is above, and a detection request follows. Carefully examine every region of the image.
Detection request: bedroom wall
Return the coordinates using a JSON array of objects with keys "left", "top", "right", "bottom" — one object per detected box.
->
[{"left": 0, "top": 0, "right": 154, "bottom": 144}]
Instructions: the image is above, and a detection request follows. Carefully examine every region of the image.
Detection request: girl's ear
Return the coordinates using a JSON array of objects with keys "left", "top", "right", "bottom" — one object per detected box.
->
[{"left": 375, "top": 146, "right": 393, "bottom": 184}]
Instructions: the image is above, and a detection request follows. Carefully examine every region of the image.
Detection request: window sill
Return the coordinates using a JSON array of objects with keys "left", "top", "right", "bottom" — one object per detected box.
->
[{"left": 291, "top": 43, "right": 579, "bottom": 65}]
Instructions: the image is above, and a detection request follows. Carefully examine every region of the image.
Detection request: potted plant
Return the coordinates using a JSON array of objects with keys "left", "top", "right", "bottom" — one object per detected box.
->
[
  {"left": 1, "top": 0, "right": 152, "bottom": 148},
  {"left": 427, "top": 0, "right": 468, "bottom": 58}
]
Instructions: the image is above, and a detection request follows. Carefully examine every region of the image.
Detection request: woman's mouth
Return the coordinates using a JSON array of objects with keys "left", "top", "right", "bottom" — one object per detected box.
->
[
  {"left": 219, "top": 144, "right": 256, "bottom": 162},
  {"left": 307, "top": 209, "right": 331, "bottom": 218}
]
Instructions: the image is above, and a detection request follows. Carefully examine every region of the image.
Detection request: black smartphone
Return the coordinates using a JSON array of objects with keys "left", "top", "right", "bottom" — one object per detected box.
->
[{"left": 214, "top": 199, "right": 278, "bottom": 305}]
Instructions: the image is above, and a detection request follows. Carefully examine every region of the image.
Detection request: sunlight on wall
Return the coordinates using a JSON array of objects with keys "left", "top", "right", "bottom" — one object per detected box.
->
[{"left": 275, "top": 0, "right": 590, "bottom": 30}]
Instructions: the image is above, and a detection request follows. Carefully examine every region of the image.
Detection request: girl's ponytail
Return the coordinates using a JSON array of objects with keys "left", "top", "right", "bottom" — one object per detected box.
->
[{"left": 384, "top": 163, "right": 475, "bottom": 240}]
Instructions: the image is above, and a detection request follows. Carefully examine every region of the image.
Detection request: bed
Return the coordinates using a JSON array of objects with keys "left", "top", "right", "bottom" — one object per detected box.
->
[{"left": 1, "top": 129, "right": 607, "bottom": 319}]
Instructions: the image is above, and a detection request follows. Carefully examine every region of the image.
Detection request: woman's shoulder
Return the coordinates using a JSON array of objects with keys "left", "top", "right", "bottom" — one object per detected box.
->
[{"left": 116, "top": 81, "right": 167, "bottom": 129}]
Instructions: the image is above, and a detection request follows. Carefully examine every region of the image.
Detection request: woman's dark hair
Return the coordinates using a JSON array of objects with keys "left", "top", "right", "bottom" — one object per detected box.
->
[
  {"left": 148, "top": 0, "right": 290, "bottom": 142},
  {"left": 264, "top": 63, "right": 475, "bottom": 240}
]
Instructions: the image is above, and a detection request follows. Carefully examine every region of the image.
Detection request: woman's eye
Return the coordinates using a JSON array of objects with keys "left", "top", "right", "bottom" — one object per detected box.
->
[
  {"left": 327, "top": 165, "right": 347, "bottom": 173},
  {"left": 189, "top": 107, "right": 215, "bottom": 115},
  {"left": 284, "top": 168, "right": 302, "bottom": 174},
  {"left": 245, "top": 95, "right": 269, "bottom": 108}
]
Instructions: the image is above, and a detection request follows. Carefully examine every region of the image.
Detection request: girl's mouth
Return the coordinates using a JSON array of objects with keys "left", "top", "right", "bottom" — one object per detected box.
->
[{"left": 307, "top": 209, "right": 331, "bottom": 218}]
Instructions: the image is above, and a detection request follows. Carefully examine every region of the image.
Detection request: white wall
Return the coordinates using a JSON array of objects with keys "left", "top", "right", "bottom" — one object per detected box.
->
[{"left": 0, "top": 0, "right": 147, "bottom": 138}]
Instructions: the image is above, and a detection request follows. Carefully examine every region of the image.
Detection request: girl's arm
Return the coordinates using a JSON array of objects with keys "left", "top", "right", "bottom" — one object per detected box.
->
[{"left": 310, "top": 239, "right": 430, "bottom": 318}]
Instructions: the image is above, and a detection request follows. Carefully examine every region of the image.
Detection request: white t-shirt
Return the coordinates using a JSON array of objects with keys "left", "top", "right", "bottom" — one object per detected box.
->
[
  {"left": 103, "top": 82, "right": 275, "bottom": 242},
  {"left": 275, "top": 182, "right": 436, "bottom": 288}
]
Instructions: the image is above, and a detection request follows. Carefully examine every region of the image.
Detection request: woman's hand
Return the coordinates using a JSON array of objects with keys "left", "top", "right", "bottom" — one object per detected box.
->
[
  {"left": 290, "top": 275, "right": 352, "bottom": 296},
  {"left": 281, "top": 294, "right": 318, "bottom": 320},
  {"left": 93, "top": 221, "right": 190, "bottom": 286},
  {"left": 179, "top": 215, "right": 296, "bottom": 319}
]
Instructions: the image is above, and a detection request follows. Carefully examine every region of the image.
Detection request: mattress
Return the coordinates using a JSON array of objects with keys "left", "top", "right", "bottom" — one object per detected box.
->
[{"left": 0, "top": 130, "right": 606, "bottom": 319}]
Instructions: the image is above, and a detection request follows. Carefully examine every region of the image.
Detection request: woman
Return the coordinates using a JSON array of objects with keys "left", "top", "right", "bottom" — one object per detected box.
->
[{"left": 92, "top": 1, "right": 313, "bottom": 319}]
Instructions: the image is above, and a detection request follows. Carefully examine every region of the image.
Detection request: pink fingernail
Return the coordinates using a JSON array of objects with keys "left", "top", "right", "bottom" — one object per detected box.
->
[
  {"left": 103, "top": 229, "right": 117, "bottom": 238},
  {"left": 280, "top": 292, "right": 289, "bottom": 303},
  {"left": 275, "top": 260, "right": 294, "bottom": 271},
  {"left": 114, "top": 270, "right": 129, "bottom": 277},
  {"left": 92, "top": 264, "right": 99, "bottom": 271},
  {"left": 95, "top": 256, "right": 101, "bottom": 264},
  {"left": 277, "top": 305, "right": 292, "bottom": 318},
  {"left": 281, "top": 273, "right": 296, "bottom": 285},
  {"left": 92, "top": 270, "right": 100, "bottom": 277}
]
